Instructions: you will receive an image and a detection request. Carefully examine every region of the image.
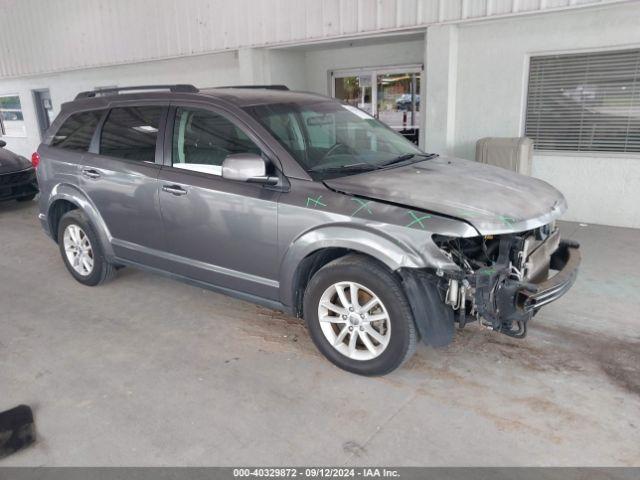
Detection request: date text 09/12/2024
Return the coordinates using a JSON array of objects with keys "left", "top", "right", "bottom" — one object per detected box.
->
[{"left": 232, "top": 468, "right": 400, "bottom": 478}]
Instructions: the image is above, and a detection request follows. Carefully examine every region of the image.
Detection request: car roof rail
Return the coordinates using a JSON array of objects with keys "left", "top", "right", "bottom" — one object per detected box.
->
[
  {"left": 74, "top": 84, "right": 199, "bottom": 99},
  {"left": 215, "top": 85, "right": 289, "bottom": 91}
]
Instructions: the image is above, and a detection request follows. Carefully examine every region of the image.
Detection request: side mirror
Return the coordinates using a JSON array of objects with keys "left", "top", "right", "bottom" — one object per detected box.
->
[
  {"left": 222, "top": 153, "right": 278, "bottom": 185},
  {"left": 0, "top": 140, "right": 6, "bottom": 148}
]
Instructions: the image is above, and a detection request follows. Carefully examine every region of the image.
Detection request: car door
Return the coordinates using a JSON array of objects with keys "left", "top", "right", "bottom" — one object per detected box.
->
[
  {"left": 157, "top": 104, "right": 280, "bottom": 300},
  {"left": 80, "top": 103, "right": 167, "bottom": 266}
]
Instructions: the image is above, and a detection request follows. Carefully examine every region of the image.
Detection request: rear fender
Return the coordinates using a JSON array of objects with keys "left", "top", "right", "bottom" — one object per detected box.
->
[{"left": 47, "top": 183, "right": 115, "bottom": 258}]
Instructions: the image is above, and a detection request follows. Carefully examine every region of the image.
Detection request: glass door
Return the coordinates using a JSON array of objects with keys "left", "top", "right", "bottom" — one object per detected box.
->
[
  {"left": 333, "top": 74, "right": 373, "bottom": 115},
  {"left": 376, "top": 72, "right": 420, "bottom": 144},
  {"left": 332, "top": 66, "right": 422, "bottom": 144}
]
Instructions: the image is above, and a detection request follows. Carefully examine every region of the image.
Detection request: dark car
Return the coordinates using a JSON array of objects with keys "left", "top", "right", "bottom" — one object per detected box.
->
[
  {"left": 35, "top": 84, "right": 580, "bottom": 376},
  {"left": 0, "top": 140, "right": 38, "bottom": 203},
  {"left": 395, "top": 93, "right": 420, "bottom": 111}
]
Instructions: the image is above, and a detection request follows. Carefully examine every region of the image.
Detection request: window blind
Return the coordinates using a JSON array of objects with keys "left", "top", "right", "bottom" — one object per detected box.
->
[{"left": 525, "top": 48, "right": 640, "bottom": 153}]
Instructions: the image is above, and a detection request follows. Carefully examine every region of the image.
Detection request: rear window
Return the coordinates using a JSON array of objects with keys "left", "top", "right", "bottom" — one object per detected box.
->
[
  {"left": 99, "top": 106, "right": 163, "bottom": 162},
  {"left": 51, "top": 110, "right": 103, "bottom": 151}
]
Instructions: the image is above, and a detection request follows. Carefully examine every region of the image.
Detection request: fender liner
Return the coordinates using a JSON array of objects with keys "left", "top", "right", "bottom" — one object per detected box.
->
[{"left": 398, "top": 269, "right": 454, "bottom": 347}]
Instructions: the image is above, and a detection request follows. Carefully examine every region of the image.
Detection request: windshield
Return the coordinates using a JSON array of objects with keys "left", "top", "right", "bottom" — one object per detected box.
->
[{"left": 244, "top": 100, "right": 430, "bottom": 179}]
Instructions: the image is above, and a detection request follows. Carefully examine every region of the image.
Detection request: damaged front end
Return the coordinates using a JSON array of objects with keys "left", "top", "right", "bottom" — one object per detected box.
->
[{"left": 433, "top": 223, "right": 581, "bottom": 339}]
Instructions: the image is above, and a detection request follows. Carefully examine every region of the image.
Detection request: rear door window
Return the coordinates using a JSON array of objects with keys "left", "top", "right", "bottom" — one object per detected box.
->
[
  {"left": 51, "top": 110, "right": 103, "bottom": 151},
  {"left": 99, "top": 106, "right": 163, "bottom": 162}
]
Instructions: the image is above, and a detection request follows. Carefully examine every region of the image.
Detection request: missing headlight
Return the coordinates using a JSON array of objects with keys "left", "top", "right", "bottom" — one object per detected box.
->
[
  {"left": 535, "top": 221, "right": 556, "bottom": 241},
  {"left": 432, "top": 234, "right": 500, "bottom": 272}
]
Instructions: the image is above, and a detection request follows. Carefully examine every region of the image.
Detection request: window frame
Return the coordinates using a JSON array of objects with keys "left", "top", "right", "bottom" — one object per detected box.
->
[
  {"left": 162, "top": 102, "right": 284, "bottom": 182},
  {"left": 94, "top": 101, "right": 169, "bottom": 166},
  {"left": 521, "top": 46, "right": 640, "bottom": 158},
  {"left": 0, "top": 93, "right": 27, "bottom": 138}
]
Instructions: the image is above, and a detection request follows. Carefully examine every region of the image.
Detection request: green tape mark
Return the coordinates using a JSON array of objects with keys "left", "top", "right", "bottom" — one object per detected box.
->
[
  {"left": 457, "top": 209, "right": 489, "bottom": 219},
  {"left": 351, "top": 198, "right": 373, "bottom": 217},
  {"left": 497, "top": 214, "right": 517, "bottom": 227},
  {"left": 457, "top": 209, "right": 479, "bottom": 218},
  {"left": 306, "top": 195, "right": 327, "bottom": 208},
  {"left": 459, "top": 210, "right": 517, "bottom": 227},
  {"left": 405, "top": 210, "right": 431, "bottom": 229},
  {"left": 480, "top": 267, "right": 497, "bottom": 276}
]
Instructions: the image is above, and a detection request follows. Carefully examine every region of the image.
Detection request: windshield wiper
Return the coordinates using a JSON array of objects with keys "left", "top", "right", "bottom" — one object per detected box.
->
[
  {"left": 308, "top": 162, "right": 379, "bottom": 173},
  {"left": 378, "top": 152, "right": 438, "bottom": 168}
]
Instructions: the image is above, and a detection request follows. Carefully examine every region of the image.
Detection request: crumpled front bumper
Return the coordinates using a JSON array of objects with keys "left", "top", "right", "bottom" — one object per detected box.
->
[
  {"left": 470, "top": 237, "right": 581, "bottom": 337},
  {"left": 399, "top": 237, "right": 581, "bottom": 346},
  {"left": 517, "top": 239, "right": 581, "bottom": 313}
]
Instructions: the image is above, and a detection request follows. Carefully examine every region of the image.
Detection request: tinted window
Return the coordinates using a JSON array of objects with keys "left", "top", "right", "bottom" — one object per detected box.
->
[
  {"left": 51, "top": 110, "right": 103, "bottom": 151},
  {"left": 100, "top": 106, "right": 163, "bottom": 162},
  {"left": 172, "top": 107, "right": 261, "bottom": 176}
]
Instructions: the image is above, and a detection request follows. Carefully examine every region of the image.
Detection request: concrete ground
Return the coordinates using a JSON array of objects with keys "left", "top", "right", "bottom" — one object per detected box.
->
[{"left": 1, "top": 200, "right": 639, "bottom": 466}]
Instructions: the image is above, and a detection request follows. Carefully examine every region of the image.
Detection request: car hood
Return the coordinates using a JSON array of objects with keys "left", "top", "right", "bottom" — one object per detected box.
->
[
  {"left": 0, "top": 146, "right": 31, "bottom": 174},
  {"left": 323, "top": 156, "right": 567, "bottom": 235}
]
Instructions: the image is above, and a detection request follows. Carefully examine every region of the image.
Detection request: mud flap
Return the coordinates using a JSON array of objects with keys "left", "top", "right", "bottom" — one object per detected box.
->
[{"left": 399, "top": 269, "right": 454, "bottom": 347}]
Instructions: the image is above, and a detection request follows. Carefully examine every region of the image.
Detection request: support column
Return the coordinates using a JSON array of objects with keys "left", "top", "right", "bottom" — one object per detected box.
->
[
  {"left": 237, "top": 47, "right": 307, "bottom": 90},
  {"left": 238, "top": 47, "right": 269, "bottom": 85},
  {"left": 424, "top": 25, "right": 458, "bottom": 155}
]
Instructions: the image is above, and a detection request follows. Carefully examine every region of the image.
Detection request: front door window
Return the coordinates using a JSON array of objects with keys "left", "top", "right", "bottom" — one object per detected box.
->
[{"left": 171, "top": 107, "right": 262, "bottom": 176}]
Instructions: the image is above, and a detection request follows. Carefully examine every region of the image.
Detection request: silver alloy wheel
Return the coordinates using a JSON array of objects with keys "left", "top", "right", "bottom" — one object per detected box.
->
[
  {"left": 63, "top": 224, "right": 94, "bottom": 277},
  {"left": 318, "top": 281, "right": 391, "bottom": 361}
]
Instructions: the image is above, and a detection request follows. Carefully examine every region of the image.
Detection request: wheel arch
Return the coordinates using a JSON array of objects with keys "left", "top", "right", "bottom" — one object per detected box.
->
[
  {"left": 279, "top": 225, "right": 427, "bottom": 316},
  {"left": 46, "top": 184, "right": 115, "bottom": 258}
]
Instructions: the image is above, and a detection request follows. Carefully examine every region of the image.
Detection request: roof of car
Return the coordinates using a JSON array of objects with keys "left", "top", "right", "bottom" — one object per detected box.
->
[
  {"left": 62, "top": 86, "right": 334, "bottom": 112},
  {"left": 198, "top": 88, "right": 332, "bottom": 107}
]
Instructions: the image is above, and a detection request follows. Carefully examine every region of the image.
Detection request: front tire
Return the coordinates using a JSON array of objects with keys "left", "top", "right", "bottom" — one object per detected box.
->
[
  {"left": 303, "top": 254, "right": 417, "bottom": 376},
  {"left": 57, "top": 210, "right": 116, "bottom": 286}
]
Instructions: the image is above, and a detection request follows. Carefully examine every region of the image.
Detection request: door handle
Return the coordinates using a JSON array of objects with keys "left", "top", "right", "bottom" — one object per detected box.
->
[
  {"left": 81, "top": 168, "right": 101, "bottom": 179},
  {"left": 162, "top": 184, "right": 188, "bottom": 196}
]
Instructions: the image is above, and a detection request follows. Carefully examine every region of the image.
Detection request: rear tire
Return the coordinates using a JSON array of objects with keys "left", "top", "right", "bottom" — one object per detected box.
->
[
  {"left": 57, "top": 210, "right": 116, "bottom": 286},
  {"left": 303, "top": 254, "right": 417, "bottom": 376}
]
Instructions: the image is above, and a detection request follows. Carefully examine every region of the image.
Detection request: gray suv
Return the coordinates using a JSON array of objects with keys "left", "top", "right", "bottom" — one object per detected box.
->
[{"left": 36, "top": 84, "right": 580, "bottom": 375}]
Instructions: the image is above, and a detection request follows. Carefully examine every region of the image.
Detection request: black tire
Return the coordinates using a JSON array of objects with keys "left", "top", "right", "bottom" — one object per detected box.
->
[
  {"left": 57, "top": 209, "right": 116, "bottom": 286},
  {"left": 16, "top": 193, "right": 36, "bottom": 202},
  {"left": 303, "top": 254, "right": 417, "bottom": 376}
]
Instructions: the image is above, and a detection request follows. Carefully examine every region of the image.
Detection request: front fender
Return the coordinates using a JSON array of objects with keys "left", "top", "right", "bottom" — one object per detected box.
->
[
  {"left": 47, "top": 183, "right": 115, "bottom": 258},
  {"left": 278, "top": 223, "right": 426, "bottom": 308}
]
